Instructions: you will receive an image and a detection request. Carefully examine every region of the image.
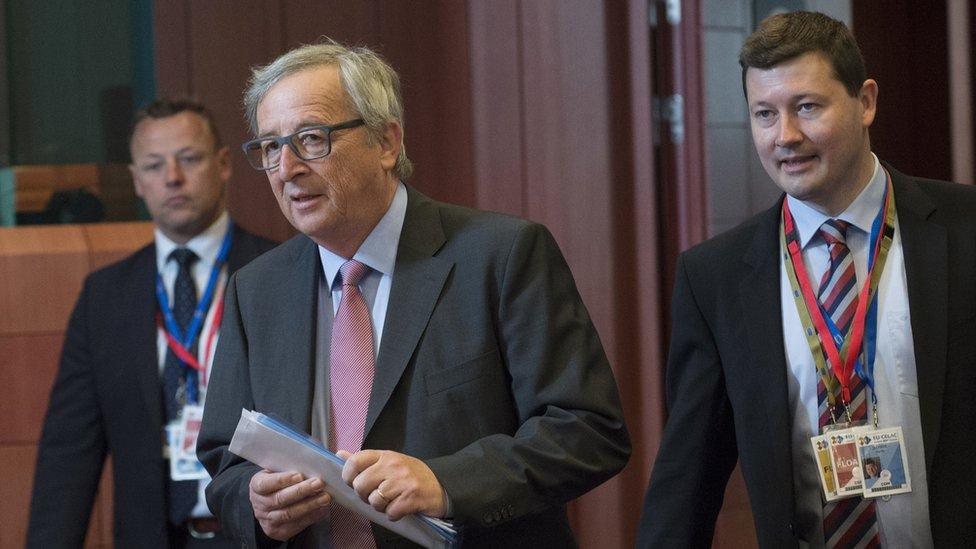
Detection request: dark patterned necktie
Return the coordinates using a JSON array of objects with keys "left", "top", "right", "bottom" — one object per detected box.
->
[
  {"left": 162, "top": 247, "right": 199, "bottom": 525},
  {"left": 816, "top": 220, "right": 879, "bottom": 548}
]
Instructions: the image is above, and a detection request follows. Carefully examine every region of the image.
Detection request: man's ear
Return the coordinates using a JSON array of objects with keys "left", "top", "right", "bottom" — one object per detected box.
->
[
  {"left": 377, "top": 120, "right": 403, "bottom": 172},
  {"left": 129, "top": 163, "right": 146, "bottom": 199},
  {"left": 859, "top": 79, "right": 878, "bottom": 128},
  {"left": 215, "top": 145, "right": 232, "bottom": 182}
]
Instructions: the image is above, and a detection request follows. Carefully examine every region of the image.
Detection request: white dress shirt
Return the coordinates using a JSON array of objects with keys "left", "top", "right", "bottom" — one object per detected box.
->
[{"left": 780, "top": 155, "right": 933, "bottom": 547}]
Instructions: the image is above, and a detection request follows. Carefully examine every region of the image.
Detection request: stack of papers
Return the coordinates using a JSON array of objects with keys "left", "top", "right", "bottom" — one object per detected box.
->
[{"left": 229, "top": 409, "right": 457, "bottom": 549}]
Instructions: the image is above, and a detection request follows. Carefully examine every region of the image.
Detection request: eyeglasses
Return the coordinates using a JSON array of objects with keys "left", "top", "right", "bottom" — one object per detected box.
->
[{"left": 241, "top": 119, "right": 365, "bottom": 170}]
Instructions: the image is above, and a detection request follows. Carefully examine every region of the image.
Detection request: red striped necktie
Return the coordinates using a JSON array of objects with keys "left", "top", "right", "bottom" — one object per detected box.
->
[
  {"left": 817, "top": 219, "right": 879, "bottom": 548},
  {"left": 329, "top": 259, "right": 377, "bottom": 549}
]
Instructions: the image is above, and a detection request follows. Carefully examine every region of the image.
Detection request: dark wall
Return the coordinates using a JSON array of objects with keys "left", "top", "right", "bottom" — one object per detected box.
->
[{"left": 853, "top": 1, "right": 952, "bottom": 181}]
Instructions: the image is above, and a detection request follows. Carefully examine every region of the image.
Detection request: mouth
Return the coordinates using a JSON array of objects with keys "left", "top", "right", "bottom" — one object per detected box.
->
[
  {"left": 779, "top": 155, "right": 817, "bottom": 174},
  {"left": 165, "top": 195, "right": 190, "bottom": 207},
  {"left": 288, "top": 192, "right": 325, "bottom": 211}
]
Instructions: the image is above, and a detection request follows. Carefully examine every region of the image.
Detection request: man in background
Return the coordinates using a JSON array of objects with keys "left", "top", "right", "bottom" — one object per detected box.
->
[
  {"left": 28, "top": 99, "right": 275, "bottom": 548},
  {"left": 198, "top": 40, "right": 629, "bottom": 547},
  {"left": 638, "top": 11, "right": 975, "bottom": 547}
]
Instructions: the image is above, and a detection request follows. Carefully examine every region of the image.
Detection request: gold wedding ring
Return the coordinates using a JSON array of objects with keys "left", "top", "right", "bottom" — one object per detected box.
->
[{"left": 376, "top": 488, "right": 390, "bottom": 502}]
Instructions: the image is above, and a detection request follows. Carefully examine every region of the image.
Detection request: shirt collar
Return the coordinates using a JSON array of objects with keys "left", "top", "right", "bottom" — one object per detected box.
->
[
  {"left": 318, "top": 182, "right": 407, "bottom": 289},
  {"left": 155, "top": 211, "right": 230, "bottom": 271},
  {"left": 787, "top": 153, "right": 885, "bottom": 249}
]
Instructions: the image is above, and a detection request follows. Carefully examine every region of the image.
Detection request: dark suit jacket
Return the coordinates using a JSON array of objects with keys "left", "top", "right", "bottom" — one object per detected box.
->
[
  {"left": 198, "top": 186, "right": 630, "bottom": 548},
  {"left": 637, "top": 166, "right": 976, "bottom": 547},
  {"left": 27, "top": 223, "right": 275, "bottom": 549}
]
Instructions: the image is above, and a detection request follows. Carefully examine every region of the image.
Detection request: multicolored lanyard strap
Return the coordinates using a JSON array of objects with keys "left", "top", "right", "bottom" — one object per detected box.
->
[
  {"left": 781, "top": 171, "right": 896, "bottom": 425},
  {"left": 154, "top": 223, "right": 233, "bottom": 403}
]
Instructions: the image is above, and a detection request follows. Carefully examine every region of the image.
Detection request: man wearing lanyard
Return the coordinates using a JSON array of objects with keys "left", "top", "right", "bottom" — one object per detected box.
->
[
  {"left": 28, "top": 99, "right": 275, "bottom": 548},
  {"left": 638, "top": 11, "right": 975, "bottom": 548}
]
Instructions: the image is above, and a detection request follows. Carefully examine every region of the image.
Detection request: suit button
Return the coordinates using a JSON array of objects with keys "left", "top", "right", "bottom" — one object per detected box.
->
[{"left": 483, "top": 513, "right": 494, "bottom": 525}]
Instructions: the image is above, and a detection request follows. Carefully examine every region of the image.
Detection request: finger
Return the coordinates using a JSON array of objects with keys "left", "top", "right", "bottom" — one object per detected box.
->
[
  {"left": 337, "top": 450, "right": 352, "bottom": 460},
  {"left": 368, "top": 487, "right": 390, "bottom": 511},
  {"left": 341, "top": 449, "right": 381, "bottom": 485},
  {"left": 385, "top": 497, "right": 413, "bottom": 521},
  {"left": 264, "top": 490, "right": 331, "bottom": 525},
  {"left": 259, "top": 493, "right": 331, "bottom": 541},
  {"left": 256, "top": 490, "right": 329, "bottom": 528},
  {"left": 255, "top": 477, "right": 326, "bottom": 513},
  {"left": 350, "top": 460, "right": 387, "bottom": 501},
  {"left": 251, "top": 470, "right": 304, "bottom": 496}
]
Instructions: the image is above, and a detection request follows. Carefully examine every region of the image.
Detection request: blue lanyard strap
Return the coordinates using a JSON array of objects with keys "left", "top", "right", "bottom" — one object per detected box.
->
[{"left": 155, "top": 222, "right": 234, "bottom": 353}]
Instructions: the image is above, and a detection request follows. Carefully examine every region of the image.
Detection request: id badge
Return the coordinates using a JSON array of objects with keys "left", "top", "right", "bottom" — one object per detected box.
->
[
  {"left": 167, "top": 404, "right": 208, "bottom": 481},
  {"left": 810, "top": 435, "right": 842, "bottom": 501},
  {"left": 826, "top": 426, "right": 871, "bottom": 498},
  {"left": 856, "top": 426, "right": 912, "bottom": 498}
]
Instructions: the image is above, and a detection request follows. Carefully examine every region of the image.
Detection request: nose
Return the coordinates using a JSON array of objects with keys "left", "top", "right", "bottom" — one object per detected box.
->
[
  {"left": 165, "top": 159, "right": 184, "bottom": 186},
  {"left": 775, "top": 114, "right": 803, "bottom": 147},
  {"left": 275, "top": 142, "right": 309, "bottom": 181}
]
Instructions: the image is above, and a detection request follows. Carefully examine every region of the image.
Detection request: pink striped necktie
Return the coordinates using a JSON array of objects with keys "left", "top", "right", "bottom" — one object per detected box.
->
[
  {"left": 817, "top": 219, "right": 879, "bottom": 548},
  {"left": 329, "top": 259, "right": 377, "bottom": 549}
]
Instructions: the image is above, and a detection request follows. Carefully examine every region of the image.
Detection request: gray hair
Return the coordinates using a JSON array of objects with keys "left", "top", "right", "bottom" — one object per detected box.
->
[{"left": 244, "top": 40, "right": 413, "bottom": 180}]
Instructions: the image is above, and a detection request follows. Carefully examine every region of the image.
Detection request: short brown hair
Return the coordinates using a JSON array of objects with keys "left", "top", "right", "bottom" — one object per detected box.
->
[
  {"left": 130, "top": 98, "right": 223, "bottom": 150},
  {"left": 739, "top": 11, "right": 866, "bottom": 99}
]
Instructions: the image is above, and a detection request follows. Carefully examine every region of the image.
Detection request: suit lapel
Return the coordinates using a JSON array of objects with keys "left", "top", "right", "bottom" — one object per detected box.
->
[
  {"left": 252, "top": 237, "right": 318, "bottom": 430},
  {"left": 364, "top": 188, "right": 452, "bottom": 440},
  {"left": 887, "top": 166, "right": 946, "bottom": 473},
  {"left": 738, "top": 201, "right": 796, "bottom": 512},
  {"left": 130, "top": 245, "right": 165, "bottom": 431}
]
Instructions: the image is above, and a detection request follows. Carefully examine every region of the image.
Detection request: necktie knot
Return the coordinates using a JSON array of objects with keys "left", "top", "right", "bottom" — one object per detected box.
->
[
  {"left": 819, "top": 219, "right": 851, "bottom": 246},
  {"left": 339, "top": 259, "right": 371, "bottom": 287},
  {"left": 169, "top": 248, "right": 198, "bottom": 269}
]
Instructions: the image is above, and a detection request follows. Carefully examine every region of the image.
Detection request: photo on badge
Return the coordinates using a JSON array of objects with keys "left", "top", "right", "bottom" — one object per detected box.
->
[
  {"left": 857, "top": 426, "right": 912, "bottom": 497},
  {"left": 828, "top": 428, "right": 869, "bottom": 497}
]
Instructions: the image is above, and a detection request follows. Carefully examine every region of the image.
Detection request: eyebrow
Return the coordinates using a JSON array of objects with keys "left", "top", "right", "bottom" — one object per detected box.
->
[
  {"left": 257, "top": 117, "right": 345, "bottom": 139},
  {"left": 137, "top": 146, "right": 201, "bottom": 160},
  {"left": 753, "top": 92, "right": 829, "bottom": 105}
]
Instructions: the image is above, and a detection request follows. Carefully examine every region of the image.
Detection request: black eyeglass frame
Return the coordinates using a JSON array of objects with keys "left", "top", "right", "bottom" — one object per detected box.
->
[{"left": 241, "top": 118, "right": 366, "bottom": 170}]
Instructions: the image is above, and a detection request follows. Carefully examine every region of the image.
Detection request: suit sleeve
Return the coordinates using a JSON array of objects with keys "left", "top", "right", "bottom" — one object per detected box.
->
[
  {"left": 425, "top": 222, "right": 631, "bottom": 527},
  {"left": 198, "top": 273, "right": 280, "bottom": 549},
  {"left": 636, "top": 253, "right": 738, "bottom": 548},
  {"left": 27, "top": 278, "right": 107, "bottom": 548}
]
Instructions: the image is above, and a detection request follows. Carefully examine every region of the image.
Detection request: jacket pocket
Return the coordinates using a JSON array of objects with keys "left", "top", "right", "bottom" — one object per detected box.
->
[{"left": 425, "top": 349, "right": 501, "bottom": 396}]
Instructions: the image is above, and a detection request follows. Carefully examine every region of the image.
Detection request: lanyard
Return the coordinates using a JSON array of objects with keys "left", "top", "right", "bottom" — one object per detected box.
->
[
  {"left": 781, "top": 171, "right": 896, "bottom": 423},
  {"left": 155, "top": 223, "right": 233, "bottom": 402},
  {"left": 157, "top": 284, "right": 224, "bottom": 388}
]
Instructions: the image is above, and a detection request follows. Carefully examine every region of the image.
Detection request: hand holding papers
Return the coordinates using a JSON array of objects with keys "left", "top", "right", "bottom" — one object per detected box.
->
[{"left": 229, "top": 409, "right": 457, "bottom": 548}]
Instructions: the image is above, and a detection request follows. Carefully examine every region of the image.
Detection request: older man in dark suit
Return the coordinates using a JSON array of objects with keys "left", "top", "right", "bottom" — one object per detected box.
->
[
  {"left": 28, "top": 99, "right": 275, "bottom": 548},
  {"left": 638, "top": 11, "right": 975, "bottom": 548},
  {"left": 197, "top": 41, "right": 630, "bottom": 548}
]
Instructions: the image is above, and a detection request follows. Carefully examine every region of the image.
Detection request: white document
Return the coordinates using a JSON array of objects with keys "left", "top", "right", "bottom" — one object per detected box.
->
[{"left": 229, "top": 409, "right": 457, "bottom": 548}]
